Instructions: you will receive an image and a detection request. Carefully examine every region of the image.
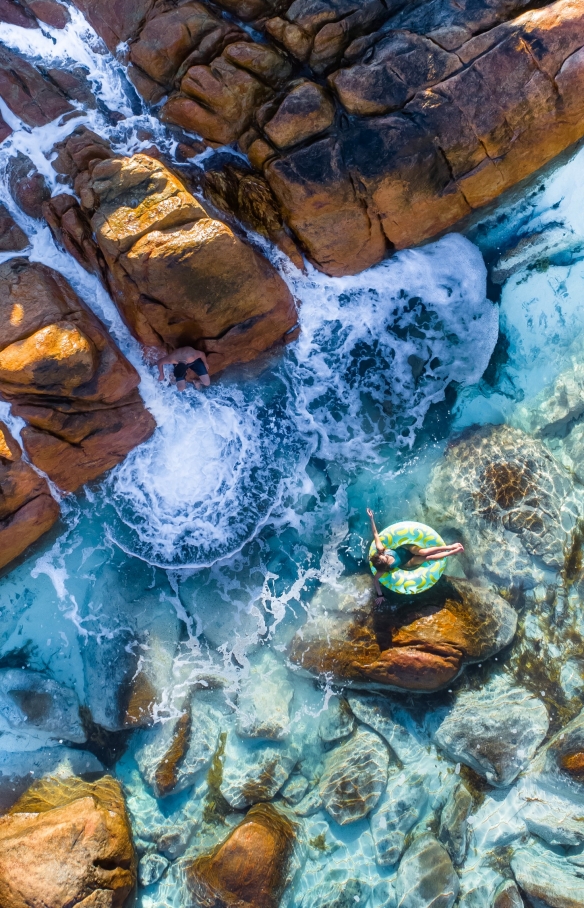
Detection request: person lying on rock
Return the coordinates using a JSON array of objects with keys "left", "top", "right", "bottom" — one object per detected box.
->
[
  {"left": 367, "top": 508, "right": 464, "bottom": 604},
  {"left": 157, "top": 346, "right": 210, "bottom": 392}
]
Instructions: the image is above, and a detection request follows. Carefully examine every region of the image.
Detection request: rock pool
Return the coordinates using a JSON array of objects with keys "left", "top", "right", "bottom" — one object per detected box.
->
[{"left": 1, "top": 8, "right": 584, "bottom": 908}]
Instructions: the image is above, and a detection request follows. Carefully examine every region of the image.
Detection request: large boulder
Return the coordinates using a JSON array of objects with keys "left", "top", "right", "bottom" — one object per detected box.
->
[
  {"left": 86, "top": 154, "right": 298, "bottom": 371},
  {"left": 0, "top": 45, "right": 73, "bottom": 126},
  {"left": 425, "top": 424, "right": 584, "bottom": 588},
  {"left": 0, "top": 420, "right": 60, "bottom": 571},
  {"left": 288, "top": 574, "right": 517, "bottom": 692},
  {"left": 0, "top": 775, "right": 137, "bottom": 908},
  {"left": 318, "top": 726, "right": 390, "bottom": 825},
  {"left": 511, "top": 841, "right": 584, "bottom": 908},
  {"left": 0, "top": 258, "right": 155, "bottom": 492},
  {"left": 395, "top": 833, "right": 459, "bottom": 908},
  {"left": 187, "top": 803, "right": 295, "bottom": 908}
]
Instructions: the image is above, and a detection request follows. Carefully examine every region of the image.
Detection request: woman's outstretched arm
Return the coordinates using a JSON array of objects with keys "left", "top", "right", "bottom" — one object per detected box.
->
[{"left": 367, "top": 508, "right": 386, "bottom": 554}]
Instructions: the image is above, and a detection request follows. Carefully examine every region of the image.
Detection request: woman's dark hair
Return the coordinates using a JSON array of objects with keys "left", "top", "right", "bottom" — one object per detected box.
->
[{"left": 371, "top": 552, "right": 388, "bottom": 570}]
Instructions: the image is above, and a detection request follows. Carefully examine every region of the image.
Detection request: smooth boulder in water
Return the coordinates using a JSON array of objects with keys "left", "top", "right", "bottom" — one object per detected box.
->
[
  {"left": 395, "top": 833, "right": 459, "bottom": 908},
  {"left": 318, "top": 726, "right": 390, "bottom": 825}
]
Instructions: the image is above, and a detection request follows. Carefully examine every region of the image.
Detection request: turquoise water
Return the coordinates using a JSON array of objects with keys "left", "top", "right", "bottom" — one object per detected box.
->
[{"left": 1, "top": 10, "right": 584, "bottom": 908}]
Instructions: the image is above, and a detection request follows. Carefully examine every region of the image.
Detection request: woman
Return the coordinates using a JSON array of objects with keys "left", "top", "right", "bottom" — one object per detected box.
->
[{"left": 367, "top": 508, "right": 463, "bottom": 604}]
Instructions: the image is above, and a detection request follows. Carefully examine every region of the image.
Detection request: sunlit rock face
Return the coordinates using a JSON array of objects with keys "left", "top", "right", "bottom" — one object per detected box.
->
[
  {"left": 426, "top": 423, "right": 584, "bottom": 588},
  {"left": 288, "top": 574, "right": 516, "bottom": 691},
  {"left": 69, "top": 0, "right": 584, "bottom": 277},
  {"left": 86, "top": 154, "right": 298, "bottom": 371},
  {"left": 0, "top": 258, "right": 155, "bottom": 493},
  {"left": 0, "top": 420, "right": 59, "bottom": 569},
  {"left": 0, "top": 775, "right": 136, "bottom": 908}
]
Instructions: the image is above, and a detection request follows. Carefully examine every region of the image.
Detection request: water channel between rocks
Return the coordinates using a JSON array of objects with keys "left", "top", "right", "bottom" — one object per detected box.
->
[{"left": 1, "top": 9, "right": 584, "bottom": 908}]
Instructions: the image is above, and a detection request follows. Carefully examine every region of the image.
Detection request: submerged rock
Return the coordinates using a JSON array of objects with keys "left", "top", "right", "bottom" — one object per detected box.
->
[
  {"left": 289, "top": 574, "right": 516, "bottom": 692},
  {"left": 0, "top": 746, "right": 103, "bottom": 812},
  {"left": 187, "top": 803, "right": 295, "bottom": 908},
  {"left": 0, "top": 775, "right": 136, "bottom": 908},
  {"left": 0, "top": 258, "right": 155, "bottom": 493},
  {"left": 87, "top": 154, "right": 297, "bottom": 372},
  {"left": 220, "top": 732, "right": 300, "bottom": 809},
  {"left": 426, "top": 424, "right": 584, "bottom": 586},
  {"left": 369, "top": 768, "right": 428, "bottom": 866},
  {"left": 236, "top": 651, "right": 294, "bottom": 741},
  {"left": 395, "top": 833, "right": 459, "bottom": 908},
  {"left": 434, "top": 677, "right": 549, "bottom": 787},
  {"left": 0, "top": 668, "right": 85, "bottom": 743},
  {"left": 318, "top": 726, "right": 390, "bottom": 825},
  {"left": 318, "top": 695, "right": 355, "bottom": 743},
  {"left": 492, "top": 880, "right": 524, "bottom": 908},
  {"left": 438, "top": 780, "right": 473, "bottom": 866},
  {"left": 511, "top": 841, "right": 584, "bottom": 908},
  {"left": 0, "top": 421, "right": 60, "bottom": 572}
]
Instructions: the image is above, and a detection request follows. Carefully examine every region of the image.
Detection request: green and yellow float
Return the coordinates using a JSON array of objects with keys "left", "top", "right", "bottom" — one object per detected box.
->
[{"left": 369, "top": 520, "right": 446, "bottom": 595}]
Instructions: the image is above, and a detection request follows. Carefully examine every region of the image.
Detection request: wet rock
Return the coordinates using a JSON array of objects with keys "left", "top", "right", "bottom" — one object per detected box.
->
[
  {"left": 318, "top": 695, "right": 355, "bottom": 743},
  {"left": 0, "top": 45, "right": 73, "bottom": 126},
  {"left": 0, "top": 0, "right": 38, "bottom": 27},
  {"left": 82, "top": 629, "right": 141, "bottom": 733},
  {"left": 138, "top": 853, "right": 169, "bottom": 887},
  {"left": 511, "top": 841, "right": 584, "bottom": 908},
  {"left": 425, "top": 424, "right": 583, "bottom": 586},
  {"left": 220, "top": 732, "right": 300, "bottom": 809},
  {"left": 0, "top": 775, "right": 136, "bottom": 908},
  {"left": 0, "top": 112, "right": 12, "bottom": 144},
  {"left": 8, "top": 153, "right": 50, "bottom": 220},
  {"left": 263, "top": 81, "right": 335, "bottom": 150},
  {"left": 237, "top": 651, "right": 293, "bottom": 741},
  {"left": 69, "top": 0, "right": 157, "bottom": 53},
  {"left": 0, "top": 421, "right": 60, "bottom": 572},
  {"left": 0, "top": 668, "right": 85, "bottom": 743},
  {"left": 187, "top": 803, "right": 295, "bottom": 908},
  {"left": 492, "top": 880, "right": 524, "bottom": 908},
  {"left": 43, "top": 194, "right": 108, "bottom": 280},
  {"left": 0, "top": 746, "right": 103, "bottom": 812},
  {"left": 527, "top": 706, "right": 584, "bottom": 800},
  {"left": 369, "top": 768, "right": 428, "bottom": 866},
  {"left": 0, "top": 258, "right": 155, "bottom": 492},
  {"left": 347, "top": 693, "right": 427, "bottom": 764},
  {"left": 280, "top": 771, "right": 309, "bottom": 805},
  {"left": 0, "top": 204, "right": 28, "bottom": 252},
  {"left": 434, "top": 677, "right": 549, "bottom": 787},
  {"left": 136, "top": 698, "right": 220, "bottom": 797},
  {"left": 299, "top": 875, "right": 371, "bottom": 908},
  {"left": 438, "top": 780, "right": 473, "bottom": 865},
  {"left": 289, "top": 574, "right": 516, "bottom": 692},
  {"left": 51, "top": 126, "right": 114, "bottom": 184},
  {"left": 47, "top": 66, "right": 97, "bottom": 108},
  {"left": 395, "top": 833, "right": 459, "bottom": 908},
  {"left": 87, "top": 154, "right": 297, "bottom": 372},
  {"left": 319, "top": 726, "right": 390, "bottom": 825},
  {"left": 514, "top": 361, "right": 584, "bottom": 439},
  {"left": 23, "top": 0, "right": 70, "bottom": 28}
]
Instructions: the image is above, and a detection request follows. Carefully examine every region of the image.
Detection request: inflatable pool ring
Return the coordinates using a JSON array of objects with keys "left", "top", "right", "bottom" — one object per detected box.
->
[{"left": 369, "top": 520, "right": 446, "bottom": 595}]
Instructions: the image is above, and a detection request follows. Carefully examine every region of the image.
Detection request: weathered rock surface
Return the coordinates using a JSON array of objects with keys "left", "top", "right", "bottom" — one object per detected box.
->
[
  {"left": 512, "top": 841, "right": 584, "bottom": 908},
  {"left": 0, "top": 747, "right": 103, "bottom": 812},
  {"left": 84, "top": 154, "right": 297, "bottom": 371},
  {"left": 0, "top": 204, "right": 28, "bottom": 252},
  {"left": 0, "top": 420, "right": 60, "bottom": 571},
  {"left": 434, "top": 677, "right": 549, "bottom": 786},
  {"left": 8, "top": 152, "right": 50, "bottom": 220},
  {"left": 0, "top": 45, "right": 73, "bottom": 126},
  {"left": 0, "top": 775, "right": 137, "bottom": 908},
  {"left": 187, "top": 803, "right": 295, "bottom": 908},
  {"left": 318, "top": 726, "right": 390, "bottom": 825},
  {"left": 71, "top": 0, "right": 584, "bottom": 278},
  {"left": 395, "top": 833, "right": 459, "bottom": 908},
  {"left": 426, "top": 424, "right": 584, "bottom": 587},
  {"left": 0, "top": 668, "right": 85, "bottom": 742},
  {"left": 0, "top": 258, "right": 155, "bottom": 492},
  {"left": 289, "top": 574, "right": 516, "bottom": 692}
]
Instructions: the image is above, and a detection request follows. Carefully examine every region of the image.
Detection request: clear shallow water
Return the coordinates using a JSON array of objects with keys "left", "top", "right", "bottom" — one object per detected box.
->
[{"left": 1, "top": 10, "right": 584, "bottom": 908}]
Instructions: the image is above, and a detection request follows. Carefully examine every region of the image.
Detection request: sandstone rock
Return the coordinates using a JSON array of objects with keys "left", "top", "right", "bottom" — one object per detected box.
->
[
  {"left": 70, "top": 0, "right": 157, "bottom": 53},
  {"left": 0, "top": 746, "right": 103, "bottom": 812},
  {"left": 46, "top": 67, "right": 96, "bottom": 109},
  {"left": 369, "top": 768, "right": 428, "bottom": 866},
  {"left": 8, "top": 152, "right": 50, "bottom": 220},
  {"left": 43, "top": 194, "right": 108, "bottom": 279},
  {"left": 187, "top": 803, "right": 295, "bottom": 908},
  {"left": 318, "top": 695, "right": 355, "bottom": 743},
  {"left": 0, "top": 258, "right": 155, "bottom": 492},
  {"left": 425, "top": 424, "right": 584, "bottom": 586},
  {"left": 135, "top": 698, "right": 220, "bottom": 797},
  {"left": 512, "top": 841, "right": 584, "bottom": 908},
  {"left": 88, "top": 154, "right": 297, "bottom": 372},
  {"left": 289, "top": 574, "right": 517, "bottom": 692},
  {"left": 319, "top": 726, "right": 390, "bottom": 825},
  {"left": 395, "top": 833, "right": 459, "bottom": 908},
  {"left": 0, "top": 0, "right": 37, "bottom": 27},
  {"left": 0, "top": 204, "right": 28, "bottom": 252},
  {"left": 0, "top": 421, "right": 60, "bottom": 572},
  {"left": 0, "top": 111, "right": 12, "bottom": 144},
  {"left": 0, "top": 775, "right": 136, "bottom": 908},
  {"left": 0, "top": 45, "right": 73, "bottom": 126},
  {"left": 434, "top": 677, "right": 549, "bottom": 787},
  {"left": 438, "top": 780, "right": 473, "bottom": 866},
  {"left": 0, "top": 668, "right": 85, "bottom": 742},
  {"left": 236, "top": 651, "right": 293, "bottom": 741},
  {"left": 25, "top": 0, "right": 69, "bottom": 27},
  {"left": 263, "top": 81, "right": 335, "bottom": 150}
]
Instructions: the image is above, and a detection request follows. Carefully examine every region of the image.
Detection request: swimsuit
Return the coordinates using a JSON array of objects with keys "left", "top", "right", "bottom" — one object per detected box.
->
[
  {"left": 388, "top": 545, "right": 414, "bottom": 570},
  {"left": 174, "top": 359, "right": 208, "bottom": 381}
]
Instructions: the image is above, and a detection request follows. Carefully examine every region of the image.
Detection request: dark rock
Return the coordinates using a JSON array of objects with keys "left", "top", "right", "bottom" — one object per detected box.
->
[
  {"left": 0, "top": 0, "right": 37, "bottom": 27},
  {"left": 23, "top": 0, "right": 70, "bottom": 27},
  {"left": 0, "top": 204, "right": 28, "bottom": 252},
  {"left": 46, "top": 67, "right": 96, "bottom": 108},
  {"left": 8, "top": 153, "right": 50, "bottom": 220},
  {"left": 0, "top": 45, "right": 73, "bottom": 126},
  {"left": 493, "top": 880, "right": 524, "bottom": 908}
]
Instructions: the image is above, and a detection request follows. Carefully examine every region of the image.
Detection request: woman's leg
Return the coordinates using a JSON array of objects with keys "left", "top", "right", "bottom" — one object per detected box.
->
[{"left": 414, "top": 543, "right": 464, "bottom": 558}]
